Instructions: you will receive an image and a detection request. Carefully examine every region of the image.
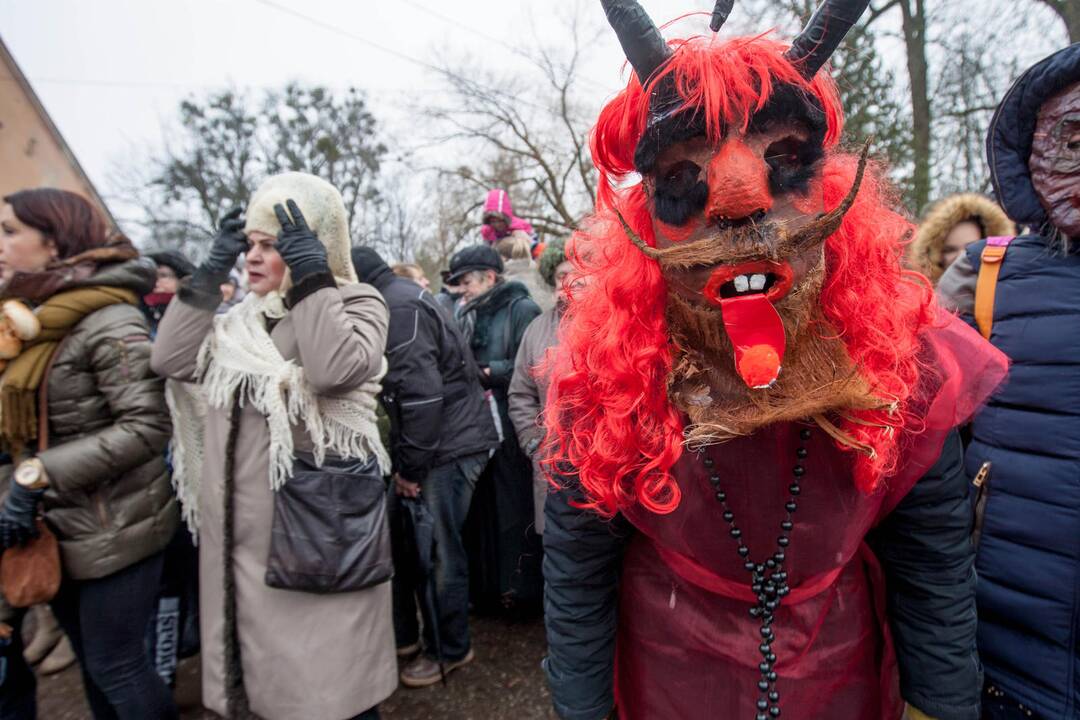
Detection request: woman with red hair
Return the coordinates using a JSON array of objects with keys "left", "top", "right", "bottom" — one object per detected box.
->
[{"left": 540, "top": 3, "right": 1007, "bottom": 720}]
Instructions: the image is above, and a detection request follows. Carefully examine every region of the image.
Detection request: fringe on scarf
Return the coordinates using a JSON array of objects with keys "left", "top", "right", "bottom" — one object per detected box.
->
[
  {"left": 168, "top": 290, "right": 390, "bottom": 538},
  {"left": 165, "top": 379, "right": 206, "bottom": 540}
]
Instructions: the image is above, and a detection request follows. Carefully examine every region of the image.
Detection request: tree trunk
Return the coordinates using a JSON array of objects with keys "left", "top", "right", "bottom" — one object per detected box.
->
[
  {"left": 1038, "top": 0, "right": 1080, "bottom": 43},
  {"left": 899, "top": 0, "right": 932, "bottom": 213}
]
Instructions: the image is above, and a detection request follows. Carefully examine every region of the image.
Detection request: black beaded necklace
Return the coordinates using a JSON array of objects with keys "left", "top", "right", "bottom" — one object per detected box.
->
[{"left": 698, "top": 426, "right": 810, "bottom": 720}]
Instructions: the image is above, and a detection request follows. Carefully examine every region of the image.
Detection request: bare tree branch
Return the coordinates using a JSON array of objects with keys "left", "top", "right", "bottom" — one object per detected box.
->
[{"left": 417, "top": 4, "right": 599, "bottom": 241}]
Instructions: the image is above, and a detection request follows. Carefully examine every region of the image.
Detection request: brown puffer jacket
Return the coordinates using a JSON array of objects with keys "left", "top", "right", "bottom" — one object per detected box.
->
[{"left": 10, "top": 255, "right": 178, "bottom": 581}]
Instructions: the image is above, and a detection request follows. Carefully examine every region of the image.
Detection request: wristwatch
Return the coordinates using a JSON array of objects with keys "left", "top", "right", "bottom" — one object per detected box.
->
[
  {"left": 14, "top": 459, "right": 48, "bottom": 490},
  {"left": 525, "top": 437, "right": 542, "bottom": 457}
]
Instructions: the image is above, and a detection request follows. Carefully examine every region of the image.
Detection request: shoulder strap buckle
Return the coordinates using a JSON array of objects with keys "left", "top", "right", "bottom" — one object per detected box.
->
[{"left": 974, "top": 236, "right": 1014, "bottom": 340}]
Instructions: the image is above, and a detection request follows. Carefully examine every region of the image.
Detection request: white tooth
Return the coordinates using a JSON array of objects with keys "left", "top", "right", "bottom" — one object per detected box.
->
[
  {"left": 734, "top": 275, "right": 750, "bottom": 292},
  {"left": 749, "top": 274, "right": 767, "bottom": 291}
]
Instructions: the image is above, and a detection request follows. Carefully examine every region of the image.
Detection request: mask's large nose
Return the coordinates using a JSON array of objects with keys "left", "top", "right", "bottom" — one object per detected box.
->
[{"left": 705, "top": 138, "right": 773, "bottom": 225}]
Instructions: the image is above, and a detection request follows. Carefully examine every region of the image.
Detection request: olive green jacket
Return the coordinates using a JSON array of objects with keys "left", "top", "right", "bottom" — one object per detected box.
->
[{"left": 3, "top": 257, "right": 178, "bottom": 588}]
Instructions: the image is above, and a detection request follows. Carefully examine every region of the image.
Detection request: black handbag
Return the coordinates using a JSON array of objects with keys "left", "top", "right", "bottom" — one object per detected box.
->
[{"left": 265, "top": 452, "right": 393, "bottom": 594}]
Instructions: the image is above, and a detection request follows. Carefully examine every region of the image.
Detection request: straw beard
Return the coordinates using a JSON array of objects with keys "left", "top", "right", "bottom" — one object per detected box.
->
[
  {"left": 664, "top": 255, "right": 880, "bottom": 447},
  {"left": 620, "top": 143, "right": 883, "bottom": 446}
]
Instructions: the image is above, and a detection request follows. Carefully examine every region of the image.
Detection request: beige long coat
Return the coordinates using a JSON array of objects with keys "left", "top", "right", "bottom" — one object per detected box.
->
[{"left": 151, "top": 281, "right": 396, "bottom": 720}]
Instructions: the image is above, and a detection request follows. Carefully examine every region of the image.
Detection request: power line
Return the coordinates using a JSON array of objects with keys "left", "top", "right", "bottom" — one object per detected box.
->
[
  {"left": 396, "top": 0, "right": 612, "bottom": 93},
  {"left": 0, "top": 76, "right": 213, "bottom": 91},
  {"left": 12, "top": 76, "right": 436, "bottom": 95},
  {"left": 253, "top": 0, "right": 444, "bottom": 74},
  {"left": 14, "top": 1, "right": 610, "bottom": 116},
  {"left": 251, "top": 0, "right": 589, "bottom": 116}
]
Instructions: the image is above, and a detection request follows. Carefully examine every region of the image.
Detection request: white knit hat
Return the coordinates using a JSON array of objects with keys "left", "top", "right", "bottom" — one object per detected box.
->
[{"left": 244, "top": 172, "right": 358, "bottom": 285}]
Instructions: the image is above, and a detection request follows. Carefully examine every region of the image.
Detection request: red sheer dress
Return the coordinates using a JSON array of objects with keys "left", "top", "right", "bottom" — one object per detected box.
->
[{"left": 614, "top": 314, "right": 1007, "bottom": 720}]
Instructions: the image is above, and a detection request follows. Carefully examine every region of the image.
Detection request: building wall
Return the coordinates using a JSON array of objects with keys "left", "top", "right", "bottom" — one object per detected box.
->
[{"left": 0, "top": 38, "right": 114, "bottom": 222}]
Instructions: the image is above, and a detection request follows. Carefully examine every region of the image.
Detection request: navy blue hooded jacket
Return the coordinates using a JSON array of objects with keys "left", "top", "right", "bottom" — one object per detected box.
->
[{"left": 938, "top": 42, "right": 1080, "bottom": 719}]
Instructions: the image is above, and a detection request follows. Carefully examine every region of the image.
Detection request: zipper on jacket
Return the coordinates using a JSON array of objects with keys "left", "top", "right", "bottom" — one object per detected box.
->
[
  {"left": 972, "top": 461, "right": 992, "bottom": 549},
  {"left": 114, "top": 338, "right": 132, "bottom": 381}
]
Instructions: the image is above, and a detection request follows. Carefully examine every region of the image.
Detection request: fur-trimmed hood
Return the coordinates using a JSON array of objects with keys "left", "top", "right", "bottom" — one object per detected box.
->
[{"left": 910, "top": 193, "right": 1015, "bottom": 282}]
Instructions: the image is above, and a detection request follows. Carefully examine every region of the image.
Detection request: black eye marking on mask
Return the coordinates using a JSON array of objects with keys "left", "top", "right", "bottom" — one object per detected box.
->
[
  {"left": 634, "top": 77, "right": 712, "bottom": 174},
  {"left": 764, "top": 136, "right": 823, "bottom": 195},
  {"left": 750, "top": 83, "right": 826, "bottom": 196},
  {"left": 654, "top": 160, "right": 708, "bottom": 226}
]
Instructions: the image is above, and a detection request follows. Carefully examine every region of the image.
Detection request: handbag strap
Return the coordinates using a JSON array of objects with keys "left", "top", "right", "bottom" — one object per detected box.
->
[{"left": 974, "top": 236, "right": 1014, "bottom": 340}]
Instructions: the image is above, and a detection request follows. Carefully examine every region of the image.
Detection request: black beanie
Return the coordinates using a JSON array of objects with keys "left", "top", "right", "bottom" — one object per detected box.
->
[
  {"left": 148, "top": 250, "right": 196, "bottom": 279},
  {"left": 351, "top": 246, "right": 389, "bottom": 284}
]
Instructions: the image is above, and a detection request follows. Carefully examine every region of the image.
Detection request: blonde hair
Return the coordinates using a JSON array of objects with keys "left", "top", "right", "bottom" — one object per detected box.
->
[
  {"left": 392, "top": 263, "right": 426, "bottom": 282},
  {"left": 496, "top": 234, "right": 532, "bottom": 261}
]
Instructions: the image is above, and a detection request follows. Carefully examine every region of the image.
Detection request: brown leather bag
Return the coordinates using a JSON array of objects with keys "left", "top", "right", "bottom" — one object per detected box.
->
[
  {"left": 1, "top": 519, "right": 61, "bottom": 607},
  {"left": 0, "top": 337, "right": 65, "bottom": 608}
]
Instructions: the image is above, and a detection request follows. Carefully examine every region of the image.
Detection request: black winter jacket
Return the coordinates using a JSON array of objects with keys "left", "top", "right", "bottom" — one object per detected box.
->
[
  {"left": 359, "top": 261, "right": 499, "bottom": 482},
  {"left": 543, "top": 429, "right": 979, "bottom": 720}
]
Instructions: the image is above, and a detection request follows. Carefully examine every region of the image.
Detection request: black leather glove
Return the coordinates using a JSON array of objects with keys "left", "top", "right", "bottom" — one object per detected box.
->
[
  {"left": 193, "top": 207, "right": 247, "bottom": 289},
  {"left": 274, "top": 200, "right": 329, "bottom": 281},
  {"left": 0, "top": 482, "right": 43, "bottom": 549}
]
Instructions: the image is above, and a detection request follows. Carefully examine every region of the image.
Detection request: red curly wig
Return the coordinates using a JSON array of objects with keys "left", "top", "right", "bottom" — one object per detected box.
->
[{"left": 544, "top": 33, "right": 935, "bottom": 517}]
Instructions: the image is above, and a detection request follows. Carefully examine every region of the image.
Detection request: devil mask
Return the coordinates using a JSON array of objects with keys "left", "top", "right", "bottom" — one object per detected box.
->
[
  {"left": 1031, "top": 79, "right": 1080, "bottom": 240},
  {"left": 543, "top": 1, "right": 948, "bottom": 515},
  {"left": 600, "top": 0, "right": 883, "bottom": 446}
]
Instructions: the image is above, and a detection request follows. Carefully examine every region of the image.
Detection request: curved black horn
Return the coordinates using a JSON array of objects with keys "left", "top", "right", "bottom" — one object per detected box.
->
[
  {"left": 710, "top": 0, "right": 735, "bottom": 32},
  {"left": 784, "top": 0, "right": 871, "bottom": 78},
  {"left": 600, "top": 0, "right": 672, "bottom": 83}
]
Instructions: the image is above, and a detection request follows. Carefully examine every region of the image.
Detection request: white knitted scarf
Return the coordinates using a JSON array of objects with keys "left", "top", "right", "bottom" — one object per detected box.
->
[{"left": 166, "top": 290, "right": 389, "bottom": 538}]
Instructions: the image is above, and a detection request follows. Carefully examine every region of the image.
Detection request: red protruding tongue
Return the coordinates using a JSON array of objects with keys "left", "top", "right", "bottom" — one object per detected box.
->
[{"left": 719, "top": 295, "right": 786, "bottom": 389}]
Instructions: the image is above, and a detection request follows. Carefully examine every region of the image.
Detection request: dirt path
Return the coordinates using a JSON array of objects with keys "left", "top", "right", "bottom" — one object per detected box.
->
[{"left": 36, "top": 614, "right": 557, "bottom": 720}]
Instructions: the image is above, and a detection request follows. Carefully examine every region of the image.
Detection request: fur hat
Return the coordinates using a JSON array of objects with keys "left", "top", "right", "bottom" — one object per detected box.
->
[
  {"left": 910, "top": 193, "right": 1016, "bottom": 282},
  {"left": 244, "top": 172, "right": 358, "bottom": 284}
]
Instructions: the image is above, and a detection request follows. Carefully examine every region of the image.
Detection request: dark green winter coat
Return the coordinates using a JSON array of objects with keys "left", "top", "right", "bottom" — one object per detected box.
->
[
  {"left": 461, "top": 278, "right": 543, "bottom": 608},
  {"left": 466, "top": 279, "right": 542, "bottom": 428}
]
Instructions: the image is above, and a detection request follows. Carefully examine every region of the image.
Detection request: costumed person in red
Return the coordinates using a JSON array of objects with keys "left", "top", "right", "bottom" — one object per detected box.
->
[{"left": 541, "top": 2, "right": 1009, "bottom": 720}]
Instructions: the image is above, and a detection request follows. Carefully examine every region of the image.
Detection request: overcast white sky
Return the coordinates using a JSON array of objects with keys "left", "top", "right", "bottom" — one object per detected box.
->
[
  {"left": 0, "top": 1, "right": 713, "bottom": 201},
  {"left": 0, "top": 0, "right": 1069, "bottom": 226}
]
